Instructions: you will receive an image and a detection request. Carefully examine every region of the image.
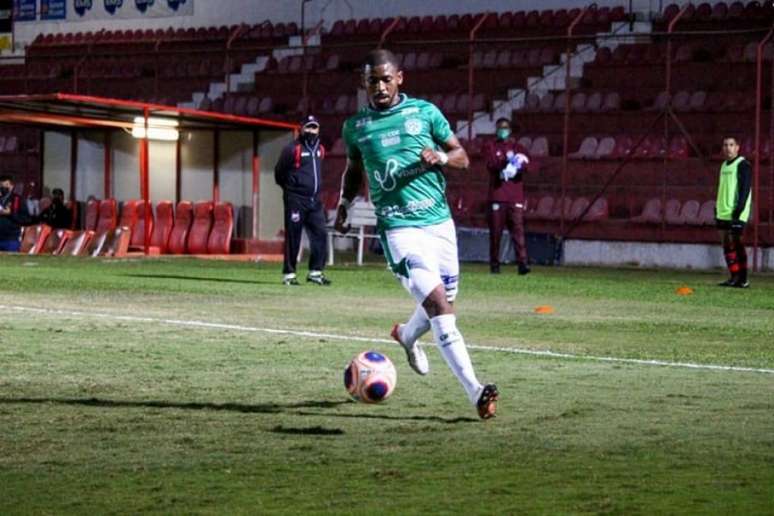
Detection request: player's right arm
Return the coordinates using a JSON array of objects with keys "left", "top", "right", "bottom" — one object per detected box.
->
[{"left": 334, "top": 156, "right": 365, "bottom": 234}]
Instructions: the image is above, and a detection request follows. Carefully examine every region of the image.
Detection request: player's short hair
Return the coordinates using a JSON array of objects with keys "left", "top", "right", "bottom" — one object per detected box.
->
[
  {"left": 52, "top": 188, "right": 64, "bottom": 197},
  {"left": 0, "top": 174, "right": 13, "bottom": 183},
  {"left": 722, "top": 135, "right": 739, "bottom": 145},
  {"left": 363, "top": 49, "right": 400, "bottom": 71},
  {"left": 495, "top": 117, "right": 511, "bottom": 127}
]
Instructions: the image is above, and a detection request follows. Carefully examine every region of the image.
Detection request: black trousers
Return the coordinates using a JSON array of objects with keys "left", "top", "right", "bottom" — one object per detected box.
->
[{"left": 283, "top": 194, "right": 327, "bottom": 275}]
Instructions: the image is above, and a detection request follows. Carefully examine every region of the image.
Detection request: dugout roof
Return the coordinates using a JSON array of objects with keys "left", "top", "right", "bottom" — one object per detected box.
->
[{"left": 0, "top": 93, "right": 299, "bottom": 132}]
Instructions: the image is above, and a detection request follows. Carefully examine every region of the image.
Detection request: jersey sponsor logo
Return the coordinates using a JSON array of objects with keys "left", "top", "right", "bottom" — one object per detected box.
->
[
  {"left": 401, "top": 107, "right": 420, "bottom": 116},
  {"left": 377, "top": 197, "right": 435, "bottom": 218},
  {"left": 372, "top": 159, "right": 427, "bottom": 192},
  {"left": 380, "top": 129, "right": 401, "bottom": 148},
  {"left": 404, "top": 119, "right": 422, "bottom": 136}
]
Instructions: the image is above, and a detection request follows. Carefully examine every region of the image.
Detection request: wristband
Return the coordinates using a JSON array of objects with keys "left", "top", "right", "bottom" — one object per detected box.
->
[{"left": 436, "top": 151, "right": 449, "bottom": 166}]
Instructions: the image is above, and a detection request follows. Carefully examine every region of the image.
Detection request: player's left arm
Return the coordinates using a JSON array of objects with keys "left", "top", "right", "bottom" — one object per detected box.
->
[{"left": 421, "top": 135, "right": 469, "bottom": 171}]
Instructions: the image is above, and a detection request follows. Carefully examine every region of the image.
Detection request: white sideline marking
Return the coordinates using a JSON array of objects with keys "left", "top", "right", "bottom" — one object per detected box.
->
[{"left": 2, "top": 304, "right": 774, "bottom": 375}]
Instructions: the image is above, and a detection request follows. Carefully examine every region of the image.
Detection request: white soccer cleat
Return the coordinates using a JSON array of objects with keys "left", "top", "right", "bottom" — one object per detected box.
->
[{"left": 391, "top": 323, "right": 429, "bottom": 376}]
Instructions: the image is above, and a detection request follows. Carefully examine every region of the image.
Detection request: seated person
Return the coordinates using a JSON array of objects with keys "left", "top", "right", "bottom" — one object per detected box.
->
[{"left": 39, "top": 188, "right": 72, "bottom": 229}]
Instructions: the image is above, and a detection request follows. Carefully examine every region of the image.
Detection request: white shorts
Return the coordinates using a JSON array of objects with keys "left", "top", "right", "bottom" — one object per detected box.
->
[{"left": 380, "top": 219, "right": 460, "bottom": 304}]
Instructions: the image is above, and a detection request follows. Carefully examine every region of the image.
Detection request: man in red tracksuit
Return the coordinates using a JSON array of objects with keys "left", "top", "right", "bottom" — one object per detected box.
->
[{"left": 482, "top": 117, "right": 531, "bottom": 275}]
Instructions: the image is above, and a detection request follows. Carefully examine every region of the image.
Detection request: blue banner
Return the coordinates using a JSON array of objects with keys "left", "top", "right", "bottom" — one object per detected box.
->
[
  {"left": 13, "top": 0, "right": 37, "bottom": 22},
  {"left": 70, "top": 0, "right": 189, "bottom": 19},
  {"left": 41, "top": 0, "right": 66, "bottom": 19}
]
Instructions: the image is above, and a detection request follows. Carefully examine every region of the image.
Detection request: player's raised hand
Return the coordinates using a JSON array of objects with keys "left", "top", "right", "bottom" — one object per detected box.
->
[{"left": 334, "top": 205, "right": 351, "bottom": 234}]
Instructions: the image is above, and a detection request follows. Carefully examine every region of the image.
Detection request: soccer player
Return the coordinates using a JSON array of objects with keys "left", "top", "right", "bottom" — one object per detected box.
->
[
  {"left": 715, "top": 136, "right": 752, "bottom": 288},
  {"left": 335, "top": 49, "right": 498, "bottom": 419}
]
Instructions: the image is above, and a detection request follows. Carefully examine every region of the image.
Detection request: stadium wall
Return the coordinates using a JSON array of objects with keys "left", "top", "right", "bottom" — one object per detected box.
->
[
  {"left": 564, "top": 240, "right": 774, "bottom": 271},
  {"left": 12, "top": 0, "right": 679, "bottom": 45}
]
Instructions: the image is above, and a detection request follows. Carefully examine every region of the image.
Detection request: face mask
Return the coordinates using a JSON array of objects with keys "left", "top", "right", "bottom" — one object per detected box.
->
[
  {"left": 496, "top": 128, "right": 511, "bottom": 141},
  {"left": 302, "top": 131, "right": 319, "bottom": 144},
  {"left": 0, "top": 187, "right": 9, "bottom": 196}
]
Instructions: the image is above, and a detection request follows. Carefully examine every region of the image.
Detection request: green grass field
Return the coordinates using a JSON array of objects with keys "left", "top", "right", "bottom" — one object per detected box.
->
[{"left": 1, "top": 255, "right": 773, "bottom": 515}]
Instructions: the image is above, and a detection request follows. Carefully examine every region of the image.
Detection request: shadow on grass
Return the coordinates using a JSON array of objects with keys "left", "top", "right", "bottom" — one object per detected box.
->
[
  {"left": 122, "top": 273, "right": 275, "bottom": 285},
  {"left": 297, "top": 410, "right": 478, "bottom": 424},
  {"left": 0, "top": 397, "right": 478, "bottom": 423},
  {"left": 271, "top": 425, "right": 345, "bottom": 436},
  {"left": 0, "top": 397, "right": 345, "bottom": 414}
]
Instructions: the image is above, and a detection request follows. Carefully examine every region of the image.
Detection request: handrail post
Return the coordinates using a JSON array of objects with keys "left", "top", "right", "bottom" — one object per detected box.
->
[
  {"left": 753, "top": 24, "right": 774, "bottom": 272},
  {"left": 561, "top": 5, "right": 593, "bottom": 234},
  {"left": 665, "top": 3, "right": 690, "bottom": 96},
  {"left": 378, "top": 17, "right": 401, "bottom": 49},
  {"left": 467, "top": 12, "right": 489, "bottom": 143},
  {"left": 225, "top": 24, "right": 245, "bottom": 96}
]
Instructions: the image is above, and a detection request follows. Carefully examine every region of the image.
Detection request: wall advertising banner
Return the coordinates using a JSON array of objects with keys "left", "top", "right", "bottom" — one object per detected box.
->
[
  {"left": 40, "top": 0, "right": 66, "bottom": 20},
  {"left": 13, "top": 0, "right": 37, "bottom": 22},
  {"left": 69, "top": 0, "right": 192, "bottom": 21}
]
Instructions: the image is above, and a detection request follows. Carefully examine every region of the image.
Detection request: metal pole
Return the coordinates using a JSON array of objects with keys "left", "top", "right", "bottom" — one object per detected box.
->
[
  {"left": 140, "top": 108, "right": 150, "bottom": 255},
  {"left": 252, "top": 131, "right": 260, "bottom": 240},
  {"left": 467, "top": 13, "right": 489, "bottom": 143},
  {"left": 378, "top": 17, "right": 401, "bottom": 49},
  {"left": 213, "top": 129, "right": 220, "bottom": 203},
  {"left": 561, "top": 5, "right": 592, "bottom": 235},
  {"left": 175, "top": 135, "right": 182, "bottom": 204},
  {"left": 753, "top": 25, "right": 774, "bottom": 271},
  {"left": 69, "top": 130, "right": 78, "bottom": 205},
  {"left": 666, "top": 4, "right": 690, "bottom": 96},
  {"left": 103, "top": 130, "right": 111, "bottom": 199}
]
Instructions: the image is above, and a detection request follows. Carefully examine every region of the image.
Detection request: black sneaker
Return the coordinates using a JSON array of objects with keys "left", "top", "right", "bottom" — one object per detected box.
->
[
  {"left": 490, "top": 264, "right": 501, "bottom": 274},
  {"left": 518, "top": 263, "right": 531, "bottom": 275},
  {"left": 282, "top": 276, "right": 299, "bottom": 286},
  {"left": 717, "top": 278, "right": 736, "bottom": 287},
  {"left": 476, "top": 384, "right": 499, "bottom": 420},
  {"left": 306, "top": 273, "right": 331, "bottom": 286}
]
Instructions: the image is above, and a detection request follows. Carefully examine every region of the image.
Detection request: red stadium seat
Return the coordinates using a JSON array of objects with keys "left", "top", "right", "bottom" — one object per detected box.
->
[
  {"left": 84, "top": 198, "right": 99, "bottom": 231},
  {"left": 631, "top": 198, "right": 662, "bottom": 224},
  {"left": 118, "top": 199, "right": 139, "bottom": 235},
  {"left": 187, "top": 201, "right": 213, "bottom": 254},
  {"left": 96, "top": 199, "right": 118, "bottom": 233},
  {"left": 168, "top": 201, "right": 193, "bottom": 254},
  {"left": 594, "top": 137, "right": 616, "bottom": 159},
  {"left": 668, "top": 135, "right": 690, "bottom": 160},
  {"left": 530, "top": 136, "right": 550, "bottom": 157},
  {"left": 568, "top": 197, "right": 590, "bottom": 221},
  {"left": 664, "top": 199, "right": 684, "bottom": 224},
  {"left": 525, "top": 196, "right": 554, "bottom": 220},
  {"left": 21, "top": 224, "right": 52, "bottom": 255},
  {"left": 131, "top": 200, "right": 154, "bottom": 248},
  {"left": 697, "top": 200, "right": 716, "bottom": 225},
  {"left": 586, "top": 198, "right": 609, "bottom": 221},
  {"left": 207, "top": 202, "right": 234, "bottom": 254},
  {"left": 601, "top": 92, "right": 621, "bottom": 112},
  {"left": 585, "top": 92, "right": 603, "bottom": 112},
  {"left": 151, "top": 201, "right": 174, "bottom": 253},
  {"left": 59, "top": 230, "right": 95, "bottom": 256},
  {"left": 569, "top": 137, "right": 598, "bottom": 159},
  {"left": 680, "top": 200, "right": 702, "bottom": 225}
]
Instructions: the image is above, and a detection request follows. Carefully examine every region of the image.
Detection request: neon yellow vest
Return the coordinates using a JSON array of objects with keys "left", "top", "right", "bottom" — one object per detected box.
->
[{"left": 716, "top": 156, "right": 751, "bottom": 222}]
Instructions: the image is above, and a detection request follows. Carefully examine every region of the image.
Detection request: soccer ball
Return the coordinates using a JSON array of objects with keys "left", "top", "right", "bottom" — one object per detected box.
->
[{"left": 343, "top": 351, "right": 397, "bottom": 403}]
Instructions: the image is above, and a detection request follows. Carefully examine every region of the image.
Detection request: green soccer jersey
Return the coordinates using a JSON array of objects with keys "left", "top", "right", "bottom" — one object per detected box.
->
[{"left": 342, "top": 94, "right": 455, "bottom": 231}]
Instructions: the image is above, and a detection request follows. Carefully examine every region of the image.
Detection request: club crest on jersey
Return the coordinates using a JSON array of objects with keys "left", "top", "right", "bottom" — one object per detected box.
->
[{"left": 404, "top": 119, "right": 422, "bottom": 136}]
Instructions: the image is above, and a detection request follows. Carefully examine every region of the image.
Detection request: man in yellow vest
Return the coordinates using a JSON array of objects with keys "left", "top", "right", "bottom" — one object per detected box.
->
[{"left": 715, "top": 136, "right": 752, "bottom": 288}]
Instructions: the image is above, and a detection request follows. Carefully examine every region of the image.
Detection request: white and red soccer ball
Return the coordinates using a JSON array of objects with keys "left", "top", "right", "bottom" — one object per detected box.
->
[{"left": 344, "top": 351, "right": 397, "bottom": 403}]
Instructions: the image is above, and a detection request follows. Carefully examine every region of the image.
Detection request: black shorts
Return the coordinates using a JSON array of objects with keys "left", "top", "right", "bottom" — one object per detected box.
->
[{"left": 715, "top": 219, "right": 746, "bottom": 232}]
